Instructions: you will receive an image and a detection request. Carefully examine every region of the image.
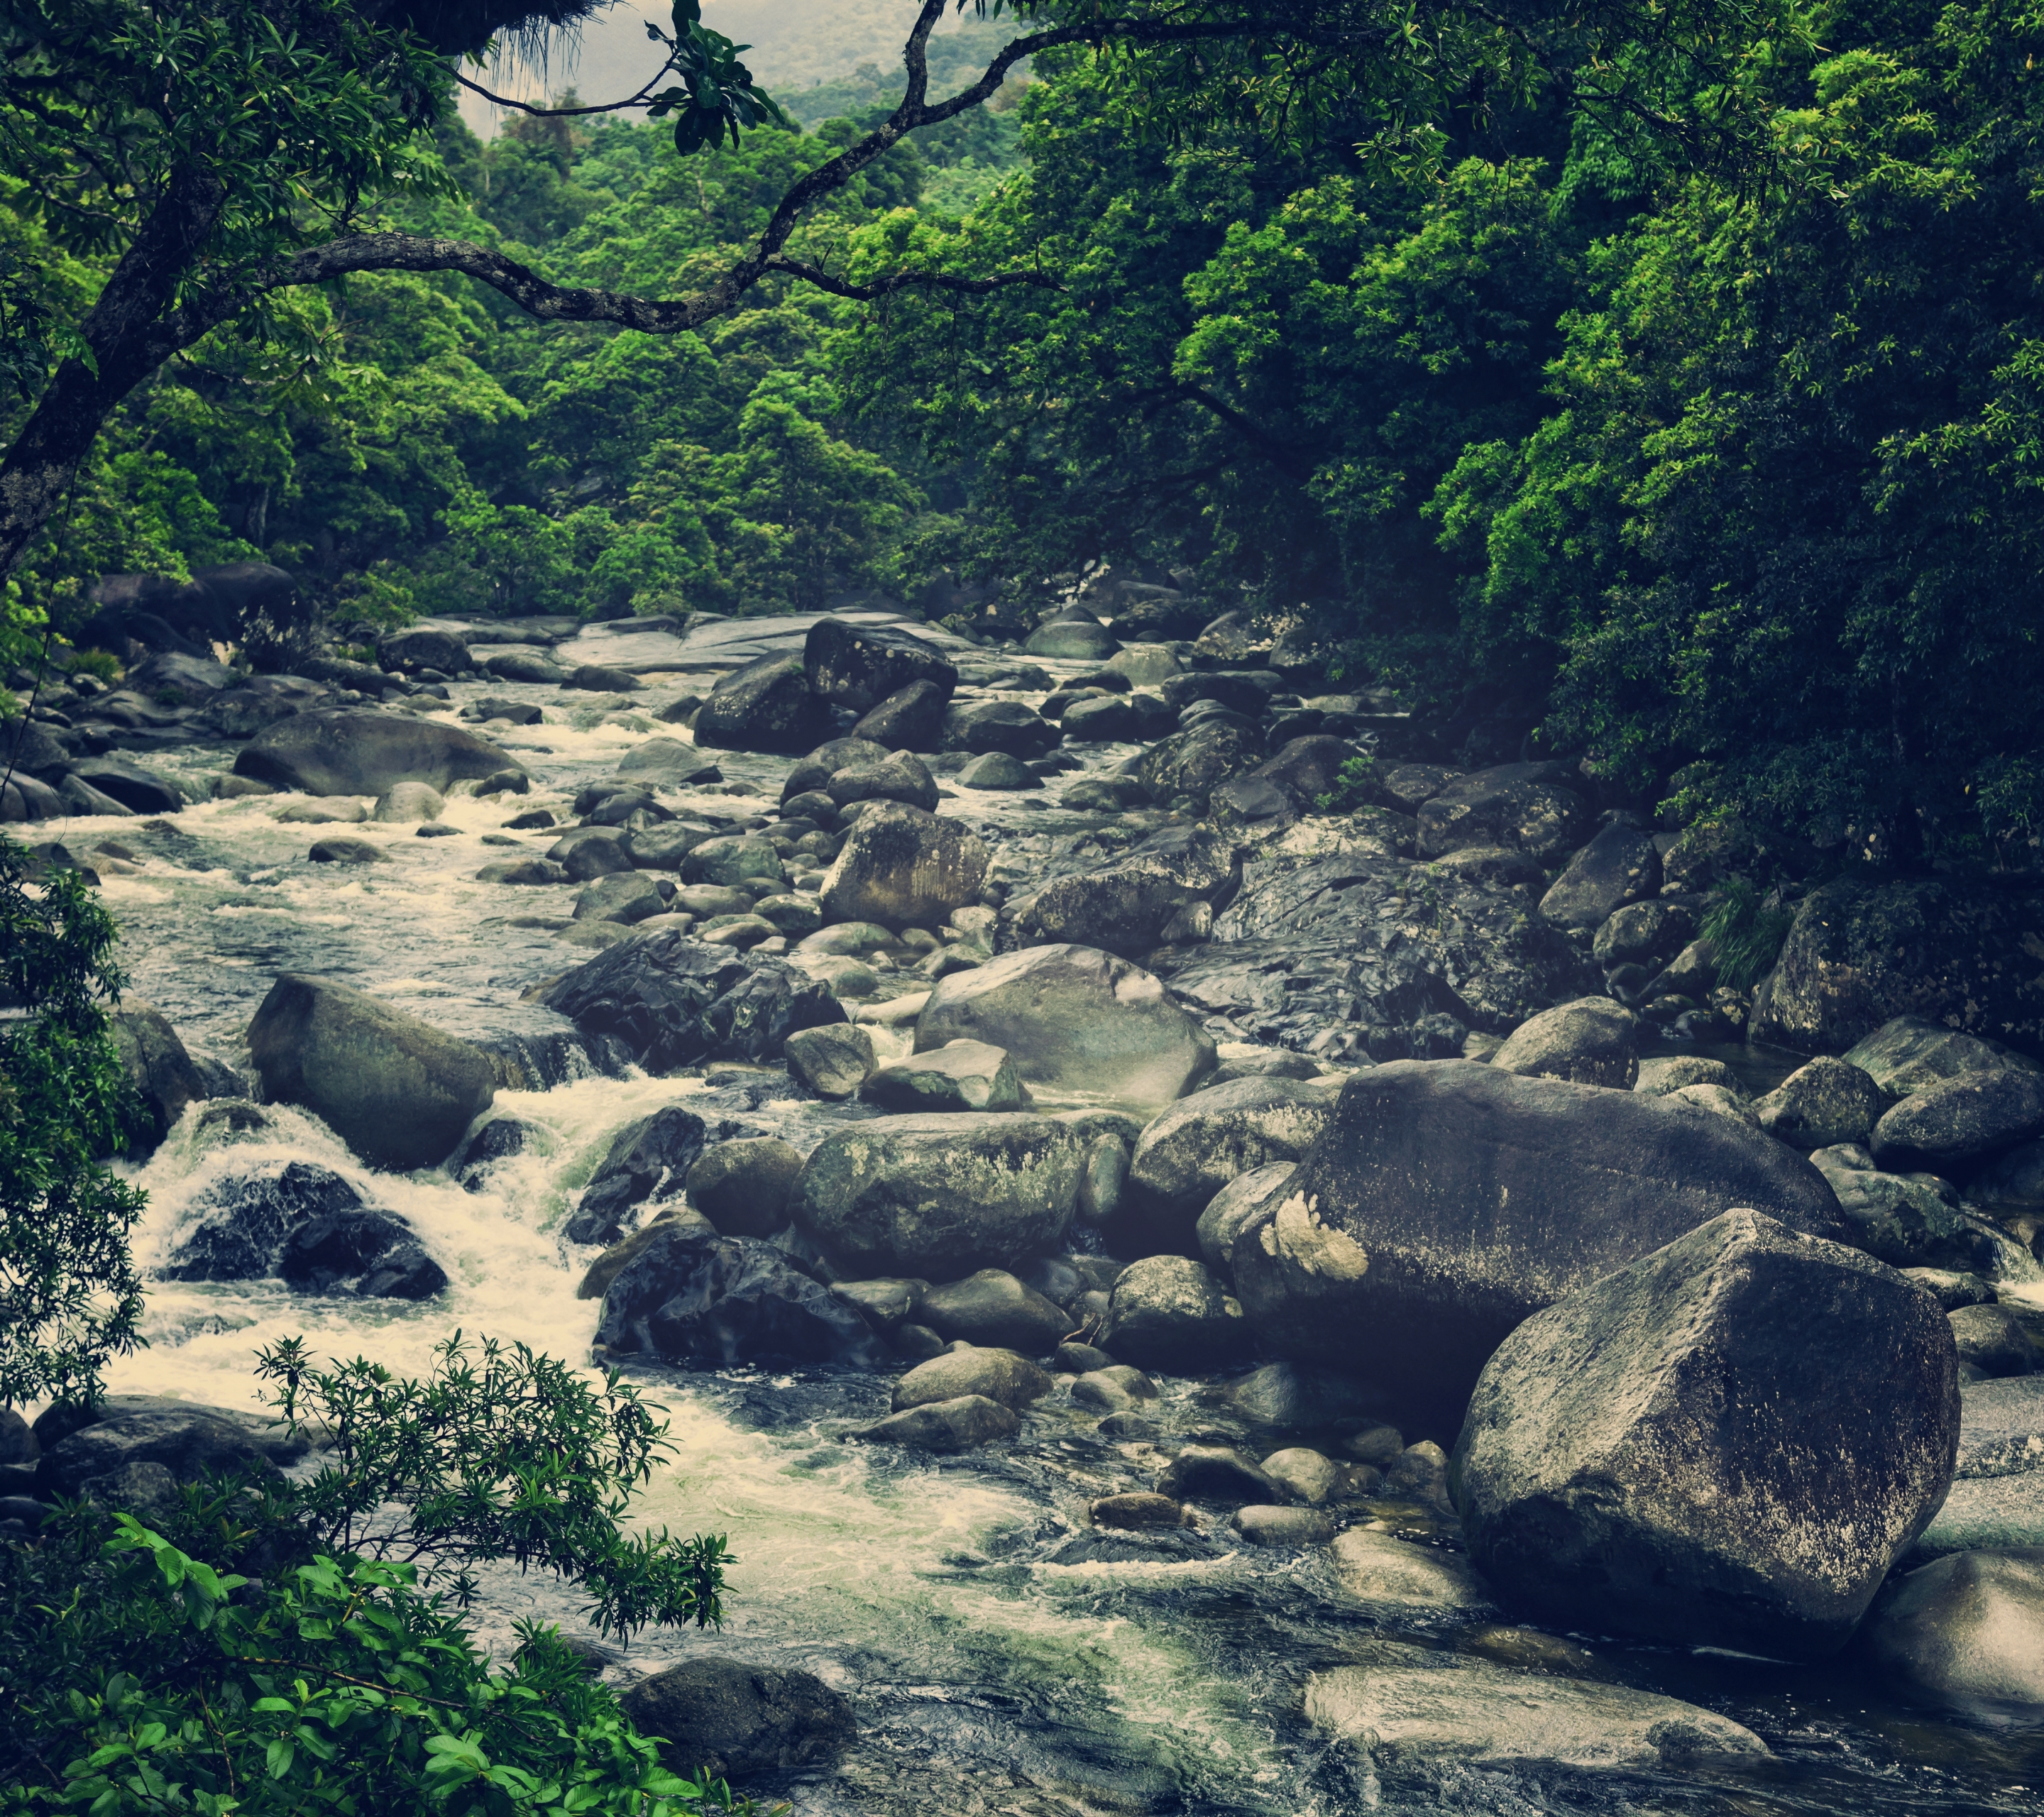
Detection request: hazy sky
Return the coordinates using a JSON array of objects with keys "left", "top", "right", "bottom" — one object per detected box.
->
[{"left": 455, "top": 0, "right": 977, "bottom": 136}]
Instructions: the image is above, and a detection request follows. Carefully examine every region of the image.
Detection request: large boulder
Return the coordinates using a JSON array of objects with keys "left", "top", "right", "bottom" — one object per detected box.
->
[
  {"left": 71, "top": 757, "right": 183, "bottom": 814},
  {"left": 1417, "top": 763, "right": 1590, "bottom": 860},
  {"left": 891, "top": 1345, "right": 1052, "bottom": 1412},
  {"left": 619, "top": 1659, "right": 854, "bottom": 1784},
  {"left": 378, "top": 627, "right": 469, "bottom": 675},
  {"left": 1119, "top": 1077, "right": 1337, "bottom": 1249},
  {"left": 685, "top": 1138, "right": 804, "bottom": 1238},
  {"left": 536, "top": 930, "right": 846, "bottom": 1072},
  {"left": 943, "top": 698, "right": 1060, "bottom": 760},
  {"left": 278, "top": 1208, "right": 448, "bottom": 1299},
  {"left": 37, "top": 1402, "right": 307, "bottom": 1505},
  {"left": 826, "top": 750, "right": 939, "bottom": 813},
  {"left": 851, "top": 679, "right": 949, "bottom": 751},
  {"left": 108, "top": 1004, "right": 207, "bottom": 1153},
  {"left": 693, "top": 652, "right": 832, "bottom": 753},
  {"left": 1538, "top": 823, "right": 1660, "bottom": 928},
  {"left": 162, "top": 1160, "right": 367, "bottom": 1280},
  {"left": 854, "top": 1395, "right": 1020, "bottom": 1451},
  {"left": 247, "top": 975, "right": 496, "bottom": 1170},
  {"left": 804, "top": 617, "right": 957, "bottom": 711},
  {"left": 1229, "top": 1060, "right": 1847, "bottom": 1427},
  {"left": 862, "top": 1039, "right": 1023, "bottom": 1113},
  {"left": 1754, "top": 879, "right": 2044, "bottom": 1056},
  {"left": 917, "top": 1270, "right": 1069, "bottom": 1353},
  {"left": 1841, "top": 1014, "right": 2044, "bottom": 1097},
  {"left": 1861, "top": 1549, "right": 2044, "bottom": 1715},
  {"left": 1009, "top": 827, "right": 1239, "bottom": 959},
  {"left": 1136, "top": 720, "right": 1262, "bottom": 812},
  {"left": 592, "top": 1222, "right": 884, "bottom": 1368},
  {"left": 819, "top": 803, "right": 988, "bottom": 931},
  {"left": 1454, "top": 1209, "right": 1960, "bottom": 1659},
  {"left": 1489, "top": 997, "right": 1640, "bottom": 1089},
  {"left": 792, "top": 1114, "right": 1083, "bottom": 1276},
  {"left": 915, "top": 945, "right": 1216, "bottom": 1111},
  {"left": 566, "top": 1105, "right": 708, "bottom": 1246},
  {"left": 1754, "top": 1056, "right": 1888, "bottom": 1150},
  {"left": 1870, "top": 1068, "right": 2044, "bottom": 1171},
  {"left": 233, "top": 709, "right": 515, "bottom": 796}
]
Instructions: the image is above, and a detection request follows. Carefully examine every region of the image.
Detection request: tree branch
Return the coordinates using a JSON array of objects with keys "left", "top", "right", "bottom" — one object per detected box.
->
[
  {"left": 451, "top": 67, "right": 676, "bottom": 119},
  {"left": 763, "top": 255, "right": 1060, "bottom": 301}
]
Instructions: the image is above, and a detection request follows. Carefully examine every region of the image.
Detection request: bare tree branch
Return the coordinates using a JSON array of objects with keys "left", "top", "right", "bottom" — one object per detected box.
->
[{"left": 451, "top": 67, "right": 678, "bottom": 119}]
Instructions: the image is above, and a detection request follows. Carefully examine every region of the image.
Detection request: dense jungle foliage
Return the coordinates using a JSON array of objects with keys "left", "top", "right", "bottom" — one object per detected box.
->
[{"left": 3, "top": 0, "right": 2039, "bottom": 859}]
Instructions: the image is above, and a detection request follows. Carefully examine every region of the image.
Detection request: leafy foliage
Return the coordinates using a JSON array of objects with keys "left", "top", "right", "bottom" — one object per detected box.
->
[{"left": 0, "top": 833, "right": 146, "bottom": 1405}]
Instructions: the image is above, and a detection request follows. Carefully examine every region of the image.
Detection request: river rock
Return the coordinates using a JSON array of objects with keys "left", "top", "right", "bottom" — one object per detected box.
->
[
  {"left": 944, "top": 698, "right": 1060, "bottom": 759},
  {"left": 1417, "top": 763, "right": 1590, "bottom": 861},
  {"left": 1754, "top": 879, "right": 2044, "bottom": 1055},
  {"left": 536, "top": 929, "right": 845, "bottom": 1071},
  {"left": 819, "top": 803, "right": 987, "bottom": 929},
  {"left": 916, "top": 945, "right": 1217, "bottom": 1109},
  {"left": 1156, "top": 1444, "right": 1283, "bottom": 1504},
  {"left": 855, "top": 1396, "right": 1021, "bottom": 1451},
  {"left": 1593, "top": 899, "right": 1696, "bottom": 969},
  {"left": 235, "top": 708, "right": 516, "bottom": 796},
  {"left": 852, "top": 679, "right": 950, "bottom": 750},
  {"left": 1326, "top": 1530, "right": 1494, "bottom": 1609},
  {"left": 109, "top": 1004, "right": 207, "bottom": 1153},
  {"left": 279, "top": 1209, "right": 449, "bottom": 1298},
  {"left": 36, "top": 1403, "right": 307, "bottom": 1503},
  {"left": 308, "top": 835, "right": 385, "bottom": 864},
  {"left": 1091, "top": 1492, "right": 1184, "bottom": 1529},
  {"left": 793, "top": 1114, "right": 1082, "bottom": 1275},
  {"left": 1841, "top": 1015, "right": 2044, "bottom": 1097},
  {"left": 1009, "top": 827, "right": 1240, "bottom": 959},
  {"left": 1455, "top": 1209, "right": 1960, "bottom": 1657},
  {"left": 620, "top": 1658, "right": 854, "bottom": 1783},
  {"left": 1304, "top": 1645, "right": 1767, "bottom": 1769},
  {"left": 481, "top": 649, "right": 562, "bottom": 685},
  {"left": 1812, "top": 1146, "right": 1990, "bottom": 1272},
  {"left": 370, "top": 779, "right": 444, "bottom": 823},
  {"left": 1950, "top": 1305, "right": 2040, "bottom": 1378},
  {"left": 1954, "top": 1376, "right": 2044, "bottom": 1480},
  {"left": 1538, "top": 823, "right": 1660, "bottom": 928},
  {"left": 162, "top": 1160, "right": 367, "bottom": 1280},
  {"left": 1229, "top": 1060, "right": 1847, "bottom": 1425},
  {"left": 917, "top": 1270, "right": 1070, "bottom": 1353},
  {"left": 1231, "top": 1505, "right": 1336, "bottom": 1546},
  {"left": 1861, "top": 1549, "right": 2044, "bottom": 1715},
  {"left": 378, "top": 627, "right": 470, "bottom": 674},
  {"left": 1026, "top": 617, "right": 1120, "bottom": 661},
  {"left": 691, "top": 652, "right": 829, "bottom": 752},
  {"left": 1077, "top": 1131, "right": 1131, "bottom": 1224},
  {"left": 783, "top": 1022, "right": 877, "bottom": 1099},
  {"left": 573, "top": 872, "right": 664, "bottom": 926},
  {"left": 1136, "top": 720, "right": 1261, "bottom": 811},
  {"left": 1097, "top": 1256, "right": 1244, "bottom": 1371},
  {"left": 805, "top": 617, "right": 957, "bottom": 710},
  {"left": 1070, "top": 1365, "right": 1158, "bottom": 1411},
  {"left": 891, "top": 1346, "right": 1053, "bottom": 1412},
  {"left": 247, "top": 975, "right": 496, "bottom": 1170},
  {"left": 1871, "top": 1068, "right": 2044, "bottom": 1171},
  {"left": 1490, "top": 997, "right": 1640, "bottom": 1089},
  {"left": 1196, "top": 1163, "right": 1298, "bottom": 1280},
  {"left": 566, "top": 1105, "right": 708, "bottom": 1246},
  {"left": 71, "top": 756, "right": 184, "bottom": 815},
  {"left": 1121, "top": 1078, "right": 1337, "bottom": 1248},
  {"left": 615, "top": 737, "right": 720, "bottom": 789},
  {"left": 862, "top": 1039, "right": 1023, "bottom": 1113},
  {"left": 1258, "top": 1447, "right": 1341, "bottom": 1505},
  {"left": 593, "top": 1222, "right": 884, "bottom": 1368},
  {"left": 828, "top": 750, "right": 940, "bottom": 813},
  {"left": 683, "top": 1138, "right": 805, "bottom": 1239},
  {"left": 1753, "top": 1056, "right": 1888, "bottom": 1149},
  {"left": 682, "top": 835, "right": 784, "bottom": 890},
  {"left": 955, "top": 750, "right": 1038, "bottom": 789},
  {"left": 1221, "top": 1360, "right": 1385, "bottom": 1430}
]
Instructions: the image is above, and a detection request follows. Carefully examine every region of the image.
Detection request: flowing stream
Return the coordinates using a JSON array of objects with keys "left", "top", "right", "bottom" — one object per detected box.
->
[{"left": 43, "top": 613, "right": 2044, "bottom": 1816}]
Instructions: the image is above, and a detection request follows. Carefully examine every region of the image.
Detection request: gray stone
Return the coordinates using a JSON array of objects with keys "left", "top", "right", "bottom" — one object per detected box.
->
[
  {"left": 685, "top": 1138, "right": 805, "bottom": 1239},
  {"left": 854, "top": 1395, "right": 1021, "bottom": 1451},
  {"left": 852, "top": 679, "right": 949, "bottom": 750},
  {"left": 830, "top": 1276, "right": 927, "bottom": 1329},
  {"left": 1009, "top": 826, "right": 1239, "bottom": 960},
  {"left": 235, "top": 708, "right": 515, "bottom": 796},
  {"left": 793, "top": 1114, "right": 1082, "bottom": 1275},
  {"left": 1811, "top": 1147, "right": 1990, "bottom": 1272},
  {"left": 1954, "top": 1376, "right": 2044, "bottom": 1480},
  {"left": 827, "top": 750, "right": 939, "bottom": 813},
  {"left": 683, "top": 835, "right": 785, "bottom": 890},
  {"left": 37, "top": 1403, "right": 307, "bottom": 1503},
  {"left": 1304, "top": 1645, "right": 1766, "bottom": 1768},
  {"left": 1903, "top": 1268, "right": 1998, "bottom": 1312},
  {"left": 956, "top": 750, "right": 1038, "bottom": 789},
  {"left": 1490, "top": 997, "right": 1639, "bottom": 1089},
  {"left": 1843, "top": 1014, "right": 2044, "bottom": 1098},
  {"left": 783, "top": 1022, "right": 877, "bottom": 1099},
  {"left": 1454, "top": 1209, "right": 1960, "bottom": 1658},
  {"left": 619, "top": 1658, "right": 854, "bottom": 1783},
  {"left": 278, "top": 1208, "right": 448, "bottom": 1299},
  {"left": 1862, "top": 1549, "right": 2044, "bottom": 1715},
  {"left": 248, "top": 975, "right": 495, "bottom": 1171},
  {"left": 308, "top": 835, "right": 385, "bottom": 864},
  {"left": 1417, "top": 763, "right": 1590, "bottom": 861},
  {"left": 1076, "top": 1132, "right": 1130, "bottom": 1224},
  {"left": 916, "top": 945, "right": 1216, "bottom": 1111},
  {"left": 1156, "top": 1444, "right": 1284, "bottom": 1504},
  {"left": 163, "top": 1160, "right": 368, "bottom": 1280},
  {"left": 1136, "top": 719, "right": 1261, "bottom": 811},
  {"left": 943, "top": 698, "right": 1060, "bottom": 759},
  {"left": 370, "top": 779, "right": 444, "bottom": 823},
  {"left": 1259, "top": 1447, "right": 1340, "bottom": 1505},
  {"left": 1594, "top": 899, "right": 1697, "bottom": 969},
  {"left": 1950, "top": 1304, "right": 2040, "bottom": 1378},
  {"left": 891, "top": 1345, "right": 1053, "bottom": 1412},
  {"left": 1634, "top": 1055, "right": 1744, "bottom": 1099},
  {"left": 820, "top": 803, "right": 987, "bottom": 931},
  {"left": 1872, "top": 1068, "right": 2044, "bottom": 1170},
  {"left": 615, "top": 737, "right": 720, "bottom": 789},
  {"left": 481, "top": 649, "right": 563, "bottom": 685},
  {"left": 592, "top": 1223, "right": 884, "bottom": 1369},
  {"left": 1121, "top": 1078, "right": 1337, "bottom": 1248},
  {"left": 1099, "top": 1256, "right": 1246, "bottom": 1372},
  {"left": 1539, "top": 824, "right": 1660, "bottom": 928},
  {"left": 806, "top": 617, "right": 957, "bottom": 711},
  {"left": 109, "top": 1004, "right": 206, "bottom": 1153},
  {"left": 1329, "top": 1531, "right": 1495, "bottom": 1610},
  {"left": 1661, "top": 1082, "right": 1758, "bottom": 1126},
  {"left": 693, "top": 651, "right": 833, "bottom": 753},
  {"left": 1069, "top": 1365, "right": 1158, "bottom": 1411},
  {"left": 1089, "top": 1491, "right": 1183, "bottom": 1529},
  {"left": 1222, "top": 1360, "right": 1386, "bottom": 1431},
  {"left": 1231, "top": 1505, "right": 1335, "bottom": 1546},
  {"left": 1231, "top": 1060, "right": 1848, "bottom": 1427},
  {"left": 1196, "top": 1162, "right": 1297, "bottom": 1280},
  {"left": 862, "top": 1039, "right": 1023, "bottom": 1114},
  {"left": 1754, "top": 879, "right": 2044, "bottom": 1056},
  {"left": 1026, "top": 618, "right": 1121, "bottom": 661},
  {"left": 918, "top": 1270, "right": 1070, "bottom": 1354},
  {"left": 378, "top": 627, "right": 469, "bottom": 674},
  {"left": 573, "top": 871, "right": 665, "bottom": 926}
]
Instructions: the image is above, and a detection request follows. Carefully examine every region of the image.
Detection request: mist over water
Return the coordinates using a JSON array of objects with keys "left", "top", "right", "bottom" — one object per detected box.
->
[{"left": 45, "top": 620, "right": 2044, "bottom": 1815}]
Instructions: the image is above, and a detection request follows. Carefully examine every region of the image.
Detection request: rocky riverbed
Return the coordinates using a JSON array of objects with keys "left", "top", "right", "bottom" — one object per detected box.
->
[{"left": 6, "top": 594, "right": 2044, "bottom": 1815}]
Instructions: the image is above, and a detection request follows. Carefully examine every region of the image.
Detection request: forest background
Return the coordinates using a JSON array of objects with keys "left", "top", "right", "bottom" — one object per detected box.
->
[{"left": 3, "top": 0, "right": 2040, "bottom": 863}]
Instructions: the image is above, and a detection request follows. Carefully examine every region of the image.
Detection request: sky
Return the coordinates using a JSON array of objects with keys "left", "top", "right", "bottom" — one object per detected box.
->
[{"left": 455, "top": 0, "right": 979, "bottom": 138}]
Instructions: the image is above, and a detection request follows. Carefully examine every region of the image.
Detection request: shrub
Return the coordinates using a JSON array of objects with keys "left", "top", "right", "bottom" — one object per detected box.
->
[{"left": 1701, "top": 875, "right": 1798, "bottom": 991}]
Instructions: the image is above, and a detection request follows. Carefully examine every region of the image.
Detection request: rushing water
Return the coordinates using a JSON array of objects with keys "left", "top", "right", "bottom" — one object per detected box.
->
[{"left": 30, "top": 613, "right": 2044, "bottom": 1816}]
